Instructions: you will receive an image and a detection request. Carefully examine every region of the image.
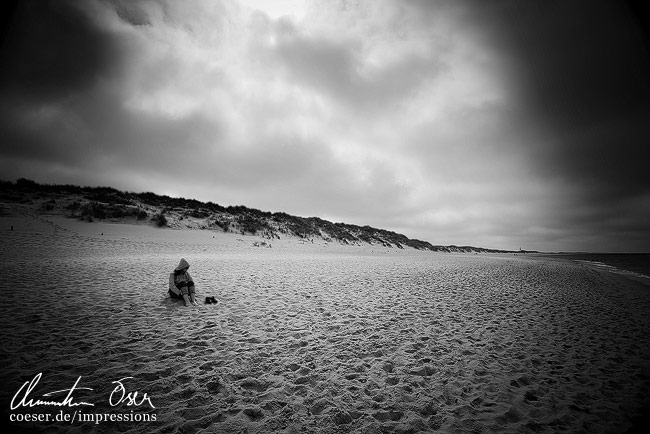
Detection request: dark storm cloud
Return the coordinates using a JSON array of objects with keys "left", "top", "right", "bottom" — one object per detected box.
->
[
  {"left": 0, "top": 0, "right": 133, "bottom": 175},
  {"left": 0, "top": 0, "right": 122, "bottom": 102},
  {"left": 460, "top": 0, "right": 650, "bottom": 193},
  {"left": 0, "top": 0, "right": 223, "bottom": 185},
  {"left": 513, "top": 0, "right": 650, "bottom": 249},
  {"left": 411, "top": 0, "right": 650, "bottom": 250}
]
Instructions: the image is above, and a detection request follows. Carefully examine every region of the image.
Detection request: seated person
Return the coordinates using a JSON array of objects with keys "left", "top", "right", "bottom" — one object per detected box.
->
[{"left": 173, "top": 258, "right": 198, "bottom": 306}]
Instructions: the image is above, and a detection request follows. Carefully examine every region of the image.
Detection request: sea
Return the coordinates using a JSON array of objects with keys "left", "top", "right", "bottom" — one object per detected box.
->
[{"left": 538, "top": 252, "right": 650, "bottom": 280}]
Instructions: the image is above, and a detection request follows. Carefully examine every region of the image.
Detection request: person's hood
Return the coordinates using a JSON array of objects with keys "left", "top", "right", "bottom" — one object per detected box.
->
[{"left": 175, "top": 258, "right": 190, "bottom": 271}]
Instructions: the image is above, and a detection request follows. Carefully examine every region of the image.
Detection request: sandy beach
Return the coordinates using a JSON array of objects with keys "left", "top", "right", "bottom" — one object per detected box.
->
[{"left": 2, "top": 215, "right": 650, "bottom": 433}]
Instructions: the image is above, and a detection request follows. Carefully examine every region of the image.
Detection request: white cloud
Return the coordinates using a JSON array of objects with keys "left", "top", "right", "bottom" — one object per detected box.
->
[
  {"left": 238, "top": 0, "right": 307, "bottom": 20},
  {"left": 65, "top": 0, "right": 540, "bottom": 246}
]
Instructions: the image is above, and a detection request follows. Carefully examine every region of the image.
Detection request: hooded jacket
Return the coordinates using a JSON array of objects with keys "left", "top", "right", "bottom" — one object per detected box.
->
[
  {"left": 174, "top": 258, "right": 193, "bottom": 286},
  {"left": 175, "top": 258, "right": 190, "bottom": 272}
]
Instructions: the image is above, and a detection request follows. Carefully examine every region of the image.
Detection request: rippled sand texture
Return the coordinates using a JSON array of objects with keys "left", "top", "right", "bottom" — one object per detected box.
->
[{"left": 2, "top": 216, "right": 650, "bottom": 434}]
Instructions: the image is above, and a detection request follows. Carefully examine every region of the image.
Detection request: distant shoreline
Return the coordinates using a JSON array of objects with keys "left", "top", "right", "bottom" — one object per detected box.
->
[{"left": 532, "top": 252, "right": 650, "bottom": 284}]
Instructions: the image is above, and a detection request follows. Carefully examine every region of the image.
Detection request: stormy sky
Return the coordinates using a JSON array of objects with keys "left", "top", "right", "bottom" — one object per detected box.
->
[{"left": 1, "top": 0, "right": 649, "bottom": 252}]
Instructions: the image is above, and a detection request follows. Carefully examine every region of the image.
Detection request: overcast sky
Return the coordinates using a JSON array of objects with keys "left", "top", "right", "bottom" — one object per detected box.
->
[{"left": 1, "top": 0, "right": 649, "bottom": 252}]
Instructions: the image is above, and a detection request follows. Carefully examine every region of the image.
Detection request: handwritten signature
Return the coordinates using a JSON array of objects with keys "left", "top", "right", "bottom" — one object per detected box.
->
[
  {"left": 11, "top": 373, "right": 155, "bottom": 410},
  {"left": 110, "top": 377, "right": 155, "bottom": 409}
]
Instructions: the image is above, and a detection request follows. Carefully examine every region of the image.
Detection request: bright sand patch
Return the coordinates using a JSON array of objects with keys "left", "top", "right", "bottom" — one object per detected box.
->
[{"left": 1, "top": 216, "right": 650, "bottom": 433}]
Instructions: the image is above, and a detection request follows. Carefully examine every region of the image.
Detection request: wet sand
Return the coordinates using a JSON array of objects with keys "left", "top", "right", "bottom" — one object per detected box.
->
[{"left": 1, "top": 216, "right": 650, "bottom": 433}]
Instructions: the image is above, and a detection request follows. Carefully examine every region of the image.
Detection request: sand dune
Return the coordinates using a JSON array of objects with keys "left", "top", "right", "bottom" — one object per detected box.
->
[{"left": 1, "top": 216, "right": 650, "bottom": 433}]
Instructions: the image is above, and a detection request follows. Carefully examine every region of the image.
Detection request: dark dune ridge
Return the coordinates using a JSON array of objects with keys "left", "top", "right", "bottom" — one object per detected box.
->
[{"left": 0, "top": 178, "right": 532, "bottom": 253}]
